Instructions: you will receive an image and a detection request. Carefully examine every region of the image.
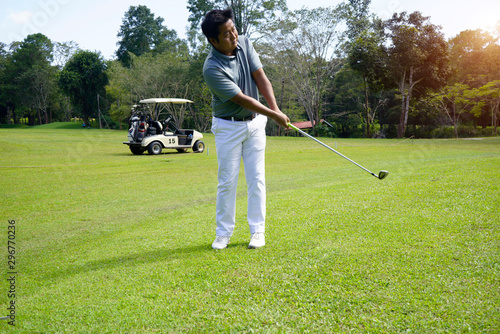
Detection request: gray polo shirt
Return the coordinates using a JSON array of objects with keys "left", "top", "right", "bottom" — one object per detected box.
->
[{"left": 203, "top": 35, "right": 262, "bottom": 118}]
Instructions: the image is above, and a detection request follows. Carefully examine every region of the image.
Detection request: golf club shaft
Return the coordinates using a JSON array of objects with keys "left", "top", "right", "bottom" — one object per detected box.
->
[{"left": 288, "top": 123, "right": 379, "bottom": 178}]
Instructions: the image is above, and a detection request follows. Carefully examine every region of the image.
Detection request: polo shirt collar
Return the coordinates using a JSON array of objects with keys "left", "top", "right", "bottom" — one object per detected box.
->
[{"left": 211, "top": 43, "right": 242, "bottom": 63}]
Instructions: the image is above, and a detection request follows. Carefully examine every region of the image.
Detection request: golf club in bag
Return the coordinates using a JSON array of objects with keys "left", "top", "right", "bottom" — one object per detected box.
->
[{"left": 288, "top": 123, "right": 389, "bottom": 180}]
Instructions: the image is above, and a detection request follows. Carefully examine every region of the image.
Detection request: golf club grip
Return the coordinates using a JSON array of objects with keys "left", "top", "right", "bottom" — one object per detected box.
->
[{"left": 287, "top": 123, "right": 376, "bottom": 176}]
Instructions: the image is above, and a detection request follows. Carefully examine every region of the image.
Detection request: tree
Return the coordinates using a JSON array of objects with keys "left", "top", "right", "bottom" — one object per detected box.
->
[
  {"left": 344, "top": 0, "right": 388, "bottom": 137},
  {"left": 5, "top": 34, "right": 56, "bottom": 125},
  {"left": 116, "top": 5, "right": 166, "bottom": 67},
  {"left": 429, "top": 83, "right": 475, "bottom": 138},
  {"left": 53, "top": 41, "right": 79, "bottom": 69},
  {"left": 105, "top": 61, "right": 132, "bottom": 130},
  {"left": 23, "top": 66, "right": 58, "bottom": 124},
  {"left": 106, "top": 51, "right": 193, "bottom": 128},
  {"left": 384, "top": 12, "right": 449, "bottom": 138},
  {"left": 190, "top": 82, "right": 213, "bottom": 132},
  {"left": 52, "top": 41, "right": 80, "bottom": 122},
  {"left": 153, "top": 28, "right": 189, "bottom": 58},
  {"left": 59, "top": 50, "right": 108, "bottom": 124},
  {"left": 0, "top": 42, "right": 13, "bottom": 124},
  {"left": 328, "top": 66, "right": 365, "bottom": 137},
  {"left": 184, "top": 52, "right": 213, "bottom": 132},
  {"left": 187, "top": 0, "right": 287, "bottom": 39},
  {"left": 0, "top": 42, "right": 8, "bottom": 66},
  {"left": 475, "top": 80, "right": 500, "bottom": 135},
  {"left": 264, "top": 6, "right": 344, "bottom": 134},
  {"left": 448, "top": 29, "right": 499, "bottom": 87}
]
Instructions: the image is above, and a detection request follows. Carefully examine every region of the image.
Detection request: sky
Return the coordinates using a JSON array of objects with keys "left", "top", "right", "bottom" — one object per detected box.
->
[{"left": 1, "top": 0, "right": 499, "bottom": 60}]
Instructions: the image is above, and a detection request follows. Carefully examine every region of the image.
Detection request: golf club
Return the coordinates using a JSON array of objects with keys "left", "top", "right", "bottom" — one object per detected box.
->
[{"left": 288, "top": 123, "right": 389, "bottom": 180}]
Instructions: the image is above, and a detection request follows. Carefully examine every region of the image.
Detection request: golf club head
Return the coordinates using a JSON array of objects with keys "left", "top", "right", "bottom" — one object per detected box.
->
[{"left": 378, "top": 170, "right": 389, "bottom": 180}]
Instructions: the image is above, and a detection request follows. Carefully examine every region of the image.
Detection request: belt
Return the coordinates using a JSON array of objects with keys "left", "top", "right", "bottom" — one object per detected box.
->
[{"left": 218, "top": 114, "right": 255, "bottom": 122}]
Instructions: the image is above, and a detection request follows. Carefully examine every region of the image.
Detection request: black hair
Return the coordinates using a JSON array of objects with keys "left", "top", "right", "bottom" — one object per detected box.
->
[{"left": 201, "top": 8, "right": 234, "bottom": 44}]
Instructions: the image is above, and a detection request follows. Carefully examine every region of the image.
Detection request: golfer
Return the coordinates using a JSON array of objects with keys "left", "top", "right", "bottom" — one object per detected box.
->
[{"left": 202, "top": 9, "right": 290, "bottom": 250}]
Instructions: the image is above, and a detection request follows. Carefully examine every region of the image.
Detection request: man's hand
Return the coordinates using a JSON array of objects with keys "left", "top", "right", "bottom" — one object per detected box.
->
[
  {"left": 230, "top": 93, "right": 290, "bottom": 128},
  {"left": 252, "top": 68, "right": 290, "bottom": 128},
  {"left": 273, "top": 111, "right": 290, "bottom": 129},
  {"left": 227, "top": 67, "right": 291, "bottom": 129}
]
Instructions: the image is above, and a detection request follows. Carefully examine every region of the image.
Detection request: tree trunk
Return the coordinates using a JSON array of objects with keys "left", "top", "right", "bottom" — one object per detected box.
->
[
  {"left": 397, "top": 72, "right": 406, "bottom": 139},
  {"left": 397, "top": 89, "right": 407, "bottom": 138},
  {"left": 397, "top": 67, "right": 415, "bottom": 139},
  {"left": 364, "top": 76, "right": 371, "bottom": 138},
  {"left": 452, "top": 102, "right": 458, "bottom": 139},
  {"left": 493, "top": 99, "right": 499, "bottom": 136},
  {"left": 6, "top": 106, "right": 12, "bottom": 124}
]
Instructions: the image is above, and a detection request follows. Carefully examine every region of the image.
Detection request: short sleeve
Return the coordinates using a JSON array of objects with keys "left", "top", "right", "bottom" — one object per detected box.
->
[
  {"left": 203, "top": 67, "right": 241, "bottom": 103},
  {"left": 243, "top": 37, "right": 262, "bottom": 73}
]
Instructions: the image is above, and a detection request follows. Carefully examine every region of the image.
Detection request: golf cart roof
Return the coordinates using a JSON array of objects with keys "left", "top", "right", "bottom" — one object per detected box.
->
[{"left": 139, "top": 98, "right": 194, "bottom": 104}]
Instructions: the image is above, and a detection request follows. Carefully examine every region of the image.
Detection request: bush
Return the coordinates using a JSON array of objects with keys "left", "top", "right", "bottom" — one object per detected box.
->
[{"left": 431, "top": 126, "right": 498, "bottom": 138}]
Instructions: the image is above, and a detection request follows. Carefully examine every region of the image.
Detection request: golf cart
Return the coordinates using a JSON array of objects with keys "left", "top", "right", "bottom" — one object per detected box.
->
[{"left": 124, "top": 98, "right": 205, "bottom": 155}]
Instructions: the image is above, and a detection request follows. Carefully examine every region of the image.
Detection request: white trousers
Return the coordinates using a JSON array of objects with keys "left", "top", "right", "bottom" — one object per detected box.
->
[{"left": 211, "top": 115, "right": 268, "bottom": 237}]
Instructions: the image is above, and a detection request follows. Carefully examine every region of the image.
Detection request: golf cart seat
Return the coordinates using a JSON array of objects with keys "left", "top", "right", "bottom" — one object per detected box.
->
[
  {"left": 148, "top": 121, "right": 163, "bottom": 135},
  {"left": 176, "top": 130, "right": 194, "bottom": 145}
]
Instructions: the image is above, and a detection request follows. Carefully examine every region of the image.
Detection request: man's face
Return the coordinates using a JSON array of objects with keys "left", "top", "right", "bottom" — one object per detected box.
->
[{"left": 210, "top": 19, "right": 238, "bottom": 56}]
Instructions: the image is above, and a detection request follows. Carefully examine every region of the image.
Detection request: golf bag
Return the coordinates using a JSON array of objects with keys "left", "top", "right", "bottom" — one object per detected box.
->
[
  {"left": 127, "top": 114, "right": 147, "bottom": 142},
  {"left": 137, "top": 115, "right": 146, "bottom": 142},
  {"left": 127, "top": 115, "right": 139, "bottom": 142}
]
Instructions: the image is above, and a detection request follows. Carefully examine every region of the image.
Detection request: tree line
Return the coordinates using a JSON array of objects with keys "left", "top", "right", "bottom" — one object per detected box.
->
[{"left": 0, "top": 0, "right": 499, "bottom": 138}]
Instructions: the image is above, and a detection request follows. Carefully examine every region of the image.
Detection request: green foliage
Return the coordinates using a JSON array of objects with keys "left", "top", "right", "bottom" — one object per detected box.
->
[
  {"left": 474, "top": 80, "right": 500, "bottom": 135},
  {"left": 343, "top": 0, "right": 389, "bottom": 138},
  {"left": 1, "top": 34, "right": 58, "bottom": 125},
  {"left": 187, "top": 0, "right": 288, "bottom": 38},
  {"left": 58, "top": 50, "right": 108, "bottom": 123},
  {"left": 1, "top": 127, "right": 499, "bottom": 332},
  {"left": 153, "top": 28, "right": 189, "bottom": 58},
  {"left": 12, "top": 33, "right": 53, "bottom": 65},
  {"left": 263, "top": 6, "right": 344, "bottom": 135},
  {"left": 1, "top": 1, "right": 499, "bottom": 139},
  {"left": 328, "top": 66, "right": 364, "bottom": 118},
  {"left": 105, "top": 60, "right": 132, "bottom": 128},
  {"left": 427, "top": 83, "right": 475, "bottom": 138},
  {"left": 186, "top": 0, "right": 288, "bottom": 54},
  {"left": 448, "top": 29, "right": 500, "bottom": 87},
  {"left": 115, "top": 5, "right": 189, "bottom": 68},
  {"left": 116, "top": 5, "right": 166, "bottom": 67},
  {"left": 429, "top": 125, "right": 496, "bottom": 138},
  {"left": 105, "top": 51, "right": 210, "bottom": 130},
  {"left": 384, "top": 11, "right": 449, "bottom": 138},
  {"left": 52, "top": 41, "right": 79, "bottom": 70}
]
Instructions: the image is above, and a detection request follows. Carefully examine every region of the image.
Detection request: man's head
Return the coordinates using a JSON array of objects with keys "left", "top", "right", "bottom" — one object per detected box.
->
[{"left": 202, "top": 8, "right": 238, "bottom": 56}]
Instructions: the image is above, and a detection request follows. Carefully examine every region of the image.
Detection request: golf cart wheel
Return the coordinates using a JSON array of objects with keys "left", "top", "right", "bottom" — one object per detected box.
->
[
  {"left": 176, "top": 148, "right": 188, "bottom": 153},
  {"left": 130, "top": 146, "right": 145, "bottom": 155},
  {"left": 147, "top": 141, "right": 163, "bottom": 155},
  {"left": 193, "top": 140, "right": 205, "bottom": 153}
]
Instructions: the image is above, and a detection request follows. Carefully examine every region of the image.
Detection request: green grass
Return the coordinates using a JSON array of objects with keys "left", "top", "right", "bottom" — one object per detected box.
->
[{"left": 0, "top": 124, "right": 499, "bottom": 333}]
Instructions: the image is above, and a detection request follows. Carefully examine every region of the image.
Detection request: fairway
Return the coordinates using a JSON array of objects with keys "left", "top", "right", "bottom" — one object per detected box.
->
[{"left": 0, "top": 125, "right": 499, "bottom": 332}]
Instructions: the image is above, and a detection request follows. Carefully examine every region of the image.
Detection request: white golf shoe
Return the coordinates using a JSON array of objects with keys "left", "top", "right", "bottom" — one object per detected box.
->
[
  {"left": 248, "top": 233, "right": 265, "bottom": 249},
  {"left": 212, "top": 236, "right": 230, "bottom": 250}
]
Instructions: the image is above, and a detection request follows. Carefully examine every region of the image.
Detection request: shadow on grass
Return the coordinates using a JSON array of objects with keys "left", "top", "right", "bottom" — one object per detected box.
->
[
  {"left": 226, "top": 242, "right": 250, "bottom": 249},
  {"left": 46, "top": 239, "right": 260, "bottom": 281},
  {"left": 46, "top": 243, "right": 212, "bottom": 280},
  {"left": 114, "top": 151, "right": 196, "bottom": 157}
]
